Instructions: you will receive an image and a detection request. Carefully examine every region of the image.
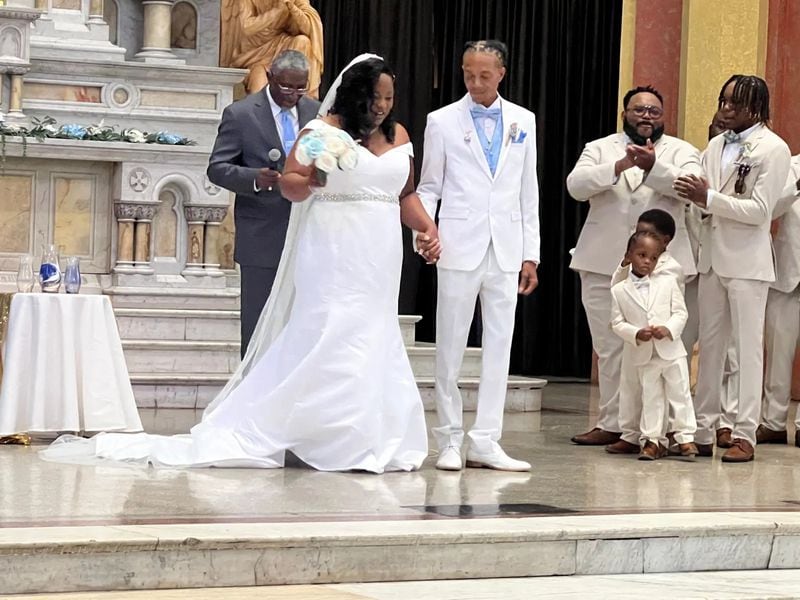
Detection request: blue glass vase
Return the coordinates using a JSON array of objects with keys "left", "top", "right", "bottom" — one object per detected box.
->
[
  {"left": 64, "top": 256, "right": 81, "bottom": 294},
  {"left": 39, "top": 244, "right": 61, "bottom": 293}
]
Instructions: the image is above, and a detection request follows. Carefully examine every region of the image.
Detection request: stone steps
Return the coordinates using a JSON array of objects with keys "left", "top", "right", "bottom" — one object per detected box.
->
[
  {"left": 2, "top": 512, "right": 798, "bottom": 594},
  {"left": 129, "top": 373, "right": 546, "bottom": 411},
  {"left": 106, "top": 287, "right": 241, "bottom": 310},
  {"left": 121, "top": 340, "right": 484, "bottom": 378}
]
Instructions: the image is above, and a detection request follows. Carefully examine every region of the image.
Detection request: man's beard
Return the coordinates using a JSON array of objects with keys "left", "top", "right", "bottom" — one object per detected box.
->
[{"left": 623, "top": 120, "right": 665, "bottom": 146}]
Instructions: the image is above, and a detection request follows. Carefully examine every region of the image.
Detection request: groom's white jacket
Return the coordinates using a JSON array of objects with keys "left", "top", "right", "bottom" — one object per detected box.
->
[{"left": 417, "top": 94, "right": 540, "bottom": 272}]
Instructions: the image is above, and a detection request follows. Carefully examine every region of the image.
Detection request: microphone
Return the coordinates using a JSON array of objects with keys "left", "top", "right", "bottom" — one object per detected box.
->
[{"left": 267, "top": 148, "right": 282, "bottom": 192}]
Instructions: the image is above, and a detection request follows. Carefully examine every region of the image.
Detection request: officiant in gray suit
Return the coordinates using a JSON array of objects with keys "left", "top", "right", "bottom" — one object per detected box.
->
[{"left": 207, "top": 50, "right": 321, "bottom": 357}]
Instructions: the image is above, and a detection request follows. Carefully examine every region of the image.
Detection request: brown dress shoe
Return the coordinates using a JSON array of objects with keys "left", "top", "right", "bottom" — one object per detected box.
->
[
  {"left": 606, "top": 439, "right": 640, "bottom": 454},
  {"left": 668, "top": 442, "right": 699, "bottom": 460},
  {"left": 638, "top": 441, "right": 667, "bottom": 460},
  {"left": 721, "top": 438, "right": 755, "bottom": 463},
  {"left": 756, "top": 425, "right": 788, "bottom": 445},
  {"left": 571, "top": 428, "right": 621, "bottom": 446},
  {"left": 694, "top": 443, "right": 714, "bottom": 457},
  {"left": 716, "top": 427, "right": 733, "bottom": 448}
]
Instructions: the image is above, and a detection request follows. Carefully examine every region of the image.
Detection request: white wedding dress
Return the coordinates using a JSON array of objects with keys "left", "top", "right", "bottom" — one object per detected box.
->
[{"left": 42, "top": 120, "right": 428, "bottom": 473}]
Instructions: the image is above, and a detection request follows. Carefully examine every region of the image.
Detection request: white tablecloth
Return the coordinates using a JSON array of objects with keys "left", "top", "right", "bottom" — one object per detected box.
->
[{"left": 0, "top": 293, "right": 143, "bottom": 436}]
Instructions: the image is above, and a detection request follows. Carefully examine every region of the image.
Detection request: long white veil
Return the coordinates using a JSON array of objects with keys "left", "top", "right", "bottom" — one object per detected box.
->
[{"left": 203, "top": 53, "right": 382, "bottom": 416}]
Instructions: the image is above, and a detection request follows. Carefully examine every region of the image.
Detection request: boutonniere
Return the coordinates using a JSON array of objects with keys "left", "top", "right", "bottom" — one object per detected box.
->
[
  {"left": 464, "top": 130, "right": 472, "bottom": 143},
  {"left": 733, "top": 142, "right": 754, "bottom": 194},
  {"left": 508, "top": 122, "right": 527, "bottom": 145}
]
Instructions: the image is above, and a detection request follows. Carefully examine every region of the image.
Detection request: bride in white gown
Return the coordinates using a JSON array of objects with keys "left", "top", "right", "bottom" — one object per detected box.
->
[{"left": 42, "top": 54, "right": 442, "bottom": 474}]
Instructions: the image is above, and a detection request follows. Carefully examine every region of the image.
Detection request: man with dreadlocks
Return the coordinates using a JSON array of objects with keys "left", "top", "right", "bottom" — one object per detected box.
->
[
  {"left": 675, "top": 75, "right": 792, "bottom": 462},
  {"left": 567, "top": 85, "right": 702, "bottom": 447}
]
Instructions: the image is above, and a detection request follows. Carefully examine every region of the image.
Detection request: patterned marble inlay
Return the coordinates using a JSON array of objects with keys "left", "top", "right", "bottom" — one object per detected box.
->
[
  {"left": 53, "top": 176, "right": 93, "bottom": 257},
  {"left": 0, "top": 174, "right": 33, "bottom": 254},
  {"left": 316, "top": 193, "right": 398, "bottom": 205}
]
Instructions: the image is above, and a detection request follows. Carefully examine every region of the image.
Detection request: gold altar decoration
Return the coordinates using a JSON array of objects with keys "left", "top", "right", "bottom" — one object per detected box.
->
[
  {"left": 0, "top": 292, "right": 30, "bottom": 446},
  {"left": 220, "top": 0, "right": 324, "bottom": 96}
]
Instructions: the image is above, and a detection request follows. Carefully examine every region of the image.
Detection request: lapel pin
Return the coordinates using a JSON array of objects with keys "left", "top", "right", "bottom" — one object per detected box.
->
[{"left": 464, "top": 131, "right": 472, "bottom": 143}]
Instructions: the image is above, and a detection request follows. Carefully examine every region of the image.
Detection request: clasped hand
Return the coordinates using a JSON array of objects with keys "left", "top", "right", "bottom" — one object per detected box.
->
[
  {"left": 673, "top": 174, "right": 710, "bottom": 208},
  {"left": 636, "top": 325, "right": 672, "bottom": 342},
  {"left": 625, "top": 139, "right": 656, "bottom": 171},
  {"left": 417, "top": 228, "right": 441, "bottom": 264}
]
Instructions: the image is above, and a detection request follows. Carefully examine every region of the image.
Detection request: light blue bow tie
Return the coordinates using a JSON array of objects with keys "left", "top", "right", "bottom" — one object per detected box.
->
[
  {"left": 723, "top": 130, "right": 741, "bottom": 144},
  {"left": 470, "top": 106, "right": 501, "bottom": 122}
]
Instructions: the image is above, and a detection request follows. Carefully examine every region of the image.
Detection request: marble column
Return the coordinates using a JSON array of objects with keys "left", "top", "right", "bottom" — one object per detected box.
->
[
  {"left": 183, "top": 205, "right": 206, "bottom": 275},
  {"left": 202, "top": 207, "right": 227, "bottom": 277},
  {"left": 8, "top": 74, "right": 23, "bottom": 117},
  {"left": 134, "top": 204, "right": 156, "bottom": 271},
  {"left": 113, "top": 203, "right": 137, "bottom": 271},
  {"left": 134, "top": 0, "right": 181, "bottom": 63},
  {"left": 88, "top": 0, "right": 104, "bottom": 25}
]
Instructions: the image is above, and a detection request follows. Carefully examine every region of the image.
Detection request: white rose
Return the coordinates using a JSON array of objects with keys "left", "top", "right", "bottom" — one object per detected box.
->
[
  {"left": 125, "top": 129, "right": 146, "bottom": 143},
  {"left": 42, "top": 124, "right": 57, "bottom": 135},
  {"left": 315, "top": 151, "right": 337, "bottom": 173},
  {"left": 295, "top": 143, "right": 313, "bottom": 166},
  {"left": 324, "top": 136, "right": 347, "bottom": 156},
  {"left": 338, "top": 148, "right": 358, "bottom": 171}
]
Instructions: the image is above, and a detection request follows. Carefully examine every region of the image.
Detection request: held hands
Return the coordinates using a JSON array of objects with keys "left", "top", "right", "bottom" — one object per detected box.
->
[
  {"left": 518, "top": 261, "right": 538, "bottom": 295},
  {"left": 417, "top": 226, "right": 441, "bottom": 264},
  {"left": 674, "top": 174, "right": 710, "bottom": 208},
  {"left": 256, "top": 168, "right": 281, "bottom": 191}
]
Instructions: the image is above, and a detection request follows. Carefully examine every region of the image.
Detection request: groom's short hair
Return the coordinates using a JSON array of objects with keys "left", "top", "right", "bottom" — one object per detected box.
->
[{"left": 463, "top": 40, "right": 508, "bottom": 68}]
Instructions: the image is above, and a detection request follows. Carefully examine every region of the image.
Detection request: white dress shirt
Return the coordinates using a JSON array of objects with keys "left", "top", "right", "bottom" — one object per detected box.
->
[
  {"left": 254, "top": 88, "right": 300, "bottom": 192},
  {"left": 707, "top": 122, "right": 763, "bottom": 205}
]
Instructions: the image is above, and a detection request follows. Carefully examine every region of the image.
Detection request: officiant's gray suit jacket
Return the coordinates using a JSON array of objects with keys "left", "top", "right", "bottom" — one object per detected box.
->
[{"left": 207, "top": 92, "right": 320, "bottom": 268}]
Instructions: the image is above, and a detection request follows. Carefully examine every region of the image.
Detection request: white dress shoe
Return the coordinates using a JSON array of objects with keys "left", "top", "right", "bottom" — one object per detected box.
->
[
  {"left": 465, "top": 447, "right": 531, "bottom": 472},
  {"left": 435, "top": 445, "right": 463, "bottom": 471}
]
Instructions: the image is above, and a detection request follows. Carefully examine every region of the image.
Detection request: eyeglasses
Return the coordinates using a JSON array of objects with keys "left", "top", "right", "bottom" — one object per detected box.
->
[
  {"left": 627, "top": 105, "right": 664, "bottom": 118},
  {"left": 275, "top": 84, "right": 308, "bottom": 96}
]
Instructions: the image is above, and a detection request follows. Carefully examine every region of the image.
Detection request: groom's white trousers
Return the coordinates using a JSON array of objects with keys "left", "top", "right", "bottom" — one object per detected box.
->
[{"left": 433, "top": 244, "right": 518, "bottom": 454}]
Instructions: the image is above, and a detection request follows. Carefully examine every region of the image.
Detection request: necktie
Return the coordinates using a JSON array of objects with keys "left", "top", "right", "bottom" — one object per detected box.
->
[
  {"left": 723, "top": 130, "right": 741, "bottom": 144},
  {"left": 280, "top": 109, "right": 296, "bottom": 157}
]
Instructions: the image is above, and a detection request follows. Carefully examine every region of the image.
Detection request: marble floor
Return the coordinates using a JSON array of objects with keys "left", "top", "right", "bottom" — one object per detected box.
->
[
  {"left": 1, "top": 383, "right": 799, "bottom": 528},
  {"left": 6, "top": 569, "right": 800, "bottom": 599}
]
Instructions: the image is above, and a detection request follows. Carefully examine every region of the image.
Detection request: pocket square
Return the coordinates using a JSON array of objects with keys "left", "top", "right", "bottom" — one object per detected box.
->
[{"left": 512, "top": 131, "right": 527, "bottom": 144}]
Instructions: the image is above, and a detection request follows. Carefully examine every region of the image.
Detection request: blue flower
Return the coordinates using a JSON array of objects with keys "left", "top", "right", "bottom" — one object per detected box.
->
[
  {"left": 299, "top": 134, "right": 325, "bottom": 159},
  {"left": 156, "top": 132, "right": 183, "bottom": 145},
  {"left": 59, "top": 124, "right": 87, "bottom": 139}
]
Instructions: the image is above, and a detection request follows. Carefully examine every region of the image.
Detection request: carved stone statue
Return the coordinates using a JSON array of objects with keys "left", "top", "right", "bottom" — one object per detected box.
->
[{"left": 220, "top": 0, "right": 324, "bottom": 97}]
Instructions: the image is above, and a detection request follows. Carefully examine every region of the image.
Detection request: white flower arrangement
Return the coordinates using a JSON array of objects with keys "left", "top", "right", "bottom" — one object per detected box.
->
[{"left": 295, "top": 125, "right": 359, "bottom": 185}]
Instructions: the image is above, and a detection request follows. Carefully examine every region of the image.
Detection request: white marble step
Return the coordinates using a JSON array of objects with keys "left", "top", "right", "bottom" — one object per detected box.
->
[
  {"left": 106, "top": 287, "right": 241, "bottom": 310},
  {"left": 122, "top": 339, "right": 481, "bottom": 378},
  {"left": 114, "top": 310, "right": 422, "bottom": 346},
  {"left": 122, "top": 340, "right": 240, "bottom": 375},
  {"left": 4, "top": 513, "right": 797, "bottom": 594},
  {"left": 130, "top": 373, "right": 544, "bottom": 412},
  {"left": 115, "top": 308, "right": 240, "bottom": 342}
]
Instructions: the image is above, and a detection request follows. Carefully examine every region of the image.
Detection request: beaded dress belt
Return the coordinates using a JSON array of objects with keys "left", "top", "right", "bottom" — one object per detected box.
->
[{"left": 315, "top": 192, "right": 398, "bottom": 205}]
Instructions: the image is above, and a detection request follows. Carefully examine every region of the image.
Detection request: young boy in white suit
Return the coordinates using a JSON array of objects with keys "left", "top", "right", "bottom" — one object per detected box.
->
[
  {"left": 759, "top": 154, "right": 800, "bottom": 447},
  {"left": 417, "top": 40, "right": 540, "bottom": 472},
  {"left": 610, "top": 232, "right": 698, "bottom": 460},
  {"left": 606, "top": 209, "right": 686, "bottom": 456},
  {"left": 675, "top": 75, "right": 792, "bottom": 462}
]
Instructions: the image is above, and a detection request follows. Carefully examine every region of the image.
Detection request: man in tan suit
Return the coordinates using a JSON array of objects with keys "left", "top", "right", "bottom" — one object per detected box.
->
[
  {"left": 675, "top": 75, "right": 792, "bottom": 462},
  {"left": 568, "top": 85, "right": 702, "bottom": 445},
  {"left": 759, "top": 155, "right": 800, "bottom": 447}
]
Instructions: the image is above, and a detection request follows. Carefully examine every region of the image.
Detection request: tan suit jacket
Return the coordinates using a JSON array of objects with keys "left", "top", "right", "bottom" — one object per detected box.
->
[
  {"left": 770, "top": 155, "right": 800, "bottom": 293},
  {"left": 567, "top": 133, "right": 702, "bottom": 277},
  {"left": 610, "top": 275, "right": 688, "bottom": 366},
  {"left": 698, "top": 125, "right": 792, "bottom": 281}
]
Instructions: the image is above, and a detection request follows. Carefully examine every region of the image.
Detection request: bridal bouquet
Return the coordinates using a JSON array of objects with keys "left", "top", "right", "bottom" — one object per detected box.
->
[{"left": 295, "top": 126, "right": 359, "bottom": 185}]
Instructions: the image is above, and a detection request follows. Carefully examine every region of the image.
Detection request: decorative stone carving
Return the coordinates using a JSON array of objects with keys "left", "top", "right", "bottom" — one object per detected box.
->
[
  {"left": 135, "top": 204, "right": 158, "bottom": 221},
  {"left": 203, "top": 174, "right": 221, "bottom": 196},
  {"left": 114, "top": 202, "right": 139, "bottom": 220},
  {"left": 205, "top": 206, "right": 228, "bottom": 223},
  {"left": 183, "top": 204, "right": 208, "bottom": 223},
  {"left": 129, "top": 168, "right": 151, "bottom": 192}
]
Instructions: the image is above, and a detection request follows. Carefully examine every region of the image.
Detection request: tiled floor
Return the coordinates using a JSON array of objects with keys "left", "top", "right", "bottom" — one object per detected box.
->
[{"left": 1, "top": 383, "right": 799, "bottom": 529}]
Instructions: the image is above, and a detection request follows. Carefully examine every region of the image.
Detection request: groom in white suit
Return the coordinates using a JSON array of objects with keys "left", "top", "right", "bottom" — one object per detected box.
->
[{"left": 418, "top": 40, "right": 540, "bottom": 472}]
